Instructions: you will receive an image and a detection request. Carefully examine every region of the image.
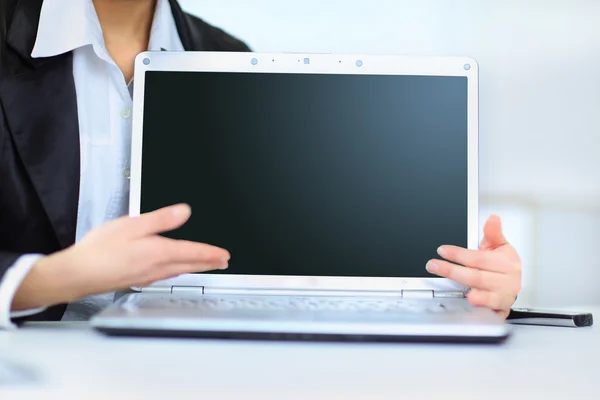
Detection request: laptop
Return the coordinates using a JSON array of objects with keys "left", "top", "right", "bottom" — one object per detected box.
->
[{"left": 90, "top": 51, "right": 510, "bottom": 343}]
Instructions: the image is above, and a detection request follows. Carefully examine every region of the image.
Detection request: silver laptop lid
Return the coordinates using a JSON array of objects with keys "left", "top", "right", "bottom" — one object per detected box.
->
[{"left": 129, "top": 52, "right": 479, "bottom": 295}]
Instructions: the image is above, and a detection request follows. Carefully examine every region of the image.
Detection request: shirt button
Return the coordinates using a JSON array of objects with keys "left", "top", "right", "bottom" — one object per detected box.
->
[
  {"left": 120, "top": 107, "right": 132, "bottom": 119},
  {"left": 124, "top": 168, "right": 131, "bottom": 179}
]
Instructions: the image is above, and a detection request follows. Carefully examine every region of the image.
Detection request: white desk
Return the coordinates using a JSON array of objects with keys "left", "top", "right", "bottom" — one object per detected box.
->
[{"left": 0, "top": 309, "right": 599, "bottom": 400}]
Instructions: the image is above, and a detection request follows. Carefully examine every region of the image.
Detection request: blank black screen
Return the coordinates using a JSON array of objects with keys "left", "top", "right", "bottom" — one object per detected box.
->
[{"left": 140, "top": 71, "right": 468, "bottom": 278}]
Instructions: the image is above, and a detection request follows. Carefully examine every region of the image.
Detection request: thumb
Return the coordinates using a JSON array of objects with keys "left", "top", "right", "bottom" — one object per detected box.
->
[
  {"left": 480, "top": 214, "right": 508, "bottom": 250},
  {"left": 108, "top": 203, "right": 192, "bottom": 238}
]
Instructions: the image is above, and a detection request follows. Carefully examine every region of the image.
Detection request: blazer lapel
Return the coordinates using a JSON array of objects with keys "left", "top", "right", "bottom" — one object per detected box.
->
[
  {"left": 168, "top": 0, "right": 250, "bottom": 52},
  {"left": 169, "top": 0, "right": 209, "bottom": 51},
  {"left": 0, "top": 1, "right": 80, "bottom": 249}
]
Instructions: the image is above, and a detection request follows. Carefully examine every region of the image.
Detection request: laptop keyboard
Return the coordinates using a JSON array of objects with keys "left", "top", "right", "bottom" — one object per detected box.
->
[{"left": 128, "top": 295, "right": 471, "bottom": 314}]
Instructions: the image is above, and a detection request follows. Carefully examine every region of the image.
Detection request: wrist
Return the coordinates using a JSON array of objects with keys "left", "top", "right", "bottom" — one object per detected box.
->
[{"left": 12, "top": 250, "right": 82, "bottom": 311}]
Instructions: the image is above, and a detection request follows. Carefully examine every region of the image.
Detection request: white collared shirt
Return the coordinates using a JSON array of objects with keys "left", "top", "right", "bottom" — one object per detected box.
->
[{"left": 0, "top": 0, "right": 184, "bottom": 328}]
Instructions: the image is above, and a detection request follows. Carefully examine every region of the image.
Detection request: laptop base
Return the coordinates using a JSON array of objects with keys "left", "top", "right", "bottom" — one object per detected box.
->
[
  {"left": 91, "top": 293, "right": 511, "bottom": 344},
  {"left": 95, "top": 326, "right": 510, "bottom": 344}
]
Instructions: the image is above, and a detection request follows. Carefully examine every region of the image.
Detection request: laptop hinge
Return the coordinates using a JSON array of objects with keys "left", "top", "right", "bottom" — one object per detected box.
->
[
  {"left": 401, "top": 290, "right": 434, "bottom": 299},
  {"left": 400, "top": 290, "right": 466, "bottom": 299},
  {"left": 140, "top": 286, "right": 204, "bottom": 294},
  {"left": 141, "top": 287, "right": 465, "bottom": 298},
  {"left": 171, "top": 286, "right": 204, "bottom": 294},
  {"left": 433, "top": 290, "right": 467, "bottom": 298}
]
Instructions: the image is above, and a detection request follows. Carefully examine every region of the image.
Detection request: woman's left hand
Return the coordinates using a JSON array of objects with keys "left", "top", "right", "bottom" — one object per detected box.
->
[{"left": 425, "top": 214, "right": 522, "bottom": 319}]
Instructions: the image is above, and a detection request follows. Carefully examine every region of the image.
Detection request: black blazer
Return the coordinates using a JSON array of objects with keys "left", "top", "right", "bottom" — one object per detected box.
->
[{"left": 0, "top": 0, "right": 250, "bottom": 322}]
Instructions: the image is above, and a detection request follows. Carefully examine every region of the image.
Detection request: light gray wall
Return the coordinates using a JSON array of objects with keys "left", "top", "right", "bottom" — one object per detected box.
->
[{"left": 179, "top": 0, "right": 600, "bottom": 307}]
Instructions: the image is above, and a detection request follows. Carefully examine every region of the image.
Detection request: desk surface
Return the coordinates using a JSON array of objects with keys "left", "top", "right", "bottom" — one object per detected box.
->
[{"left": 1, "top": 308, "right": 599, "bottom": 400}]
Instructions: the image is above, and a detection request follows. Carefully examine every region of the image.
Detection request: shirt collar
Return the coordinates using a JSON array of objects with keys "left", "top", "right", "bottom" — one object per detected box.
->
[{"left": 31, "top": 0, "right": 183, "bottom": 59}]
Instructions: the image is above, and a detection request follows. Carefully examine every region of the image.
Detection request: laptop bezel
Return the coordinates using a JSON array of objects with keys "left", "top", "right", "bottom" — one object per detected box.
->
[{"left": 129, "top": 51, "right": 479, "bottom": 294}]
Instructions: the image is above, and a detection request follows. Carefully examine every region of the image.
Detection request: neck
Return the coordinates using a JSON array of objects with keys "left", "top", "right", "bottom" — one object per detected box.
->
[
  {"left": 92, "top": 0, "right": 157, "bottom": 44},
  {"left": 91, "top": 0, "right": 159, "bottom": 83}
]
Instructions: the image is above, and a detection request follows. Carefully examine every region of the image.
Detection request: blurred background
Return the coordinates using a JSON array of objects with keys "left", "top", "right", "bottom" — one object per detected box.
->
[{"left": 179, "top": 0, "right": 600, "bottom": 308}]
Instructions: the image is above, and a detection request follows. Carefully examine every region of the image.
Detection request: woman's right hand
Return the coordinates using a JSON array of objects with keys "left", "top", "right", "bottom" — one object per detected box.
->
[{"left": 12, "top": 204, "right": 229, "bottom": 311}]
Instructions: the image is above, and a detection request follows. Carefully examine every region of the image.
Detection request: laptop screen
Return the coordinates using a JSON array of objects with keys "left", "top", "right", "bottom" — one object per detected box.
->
[{"left": 139, "top": 71, "right": 468, "bottom": 278}]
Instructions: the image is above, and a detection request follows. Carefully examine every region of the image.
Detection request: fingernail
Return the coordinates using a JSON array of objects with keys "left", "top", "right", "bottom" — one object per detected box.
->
[
  {"left": 172, "top": 204, "right": 191, "bottom": 218},
  {"left": 437, "top": 246, "right": 447, "bottom": 257},
  {"left": 220, "top": 255, "right": 230, "bottom": 262},
  {"left": 426, "top": 261, "right": 439, "bottom": 273},
  {"left": 219, "top": 263, "right": 229, "bottom": 270}
]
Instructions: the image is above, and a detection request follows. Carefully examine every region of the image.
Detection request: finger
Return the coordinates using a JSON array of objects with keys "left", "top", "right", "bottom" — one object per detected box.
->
[
  {"left": 109, "top": 204, "right": 192, "bottom": 238},
  {"left": 466, "top": 289, "right": 515, "bottom": 312},
  {"left": 479, "top": 214, "right": 509, "bottom": 251},
  {"left": 436, "top": 245, "right": 515, "bottom": 273},
  {"left": 425, "top": 259, "right": 507, "bottom": 292},
  {"left": 146, "top": 237, "right": 230, "bottom": 266},
  {"left": 138, "top": 261, "right": 229, "bottom": 287}
]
